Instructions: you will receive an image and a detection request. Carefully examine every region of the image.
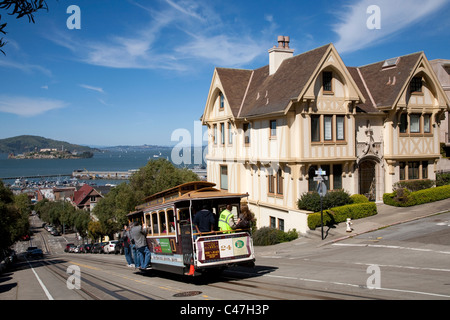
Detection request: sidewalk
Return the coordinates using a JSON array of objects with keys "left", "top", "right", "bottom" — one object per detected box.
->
[{"left": 255, "top": 198, "right": 450, "bottom": 254}]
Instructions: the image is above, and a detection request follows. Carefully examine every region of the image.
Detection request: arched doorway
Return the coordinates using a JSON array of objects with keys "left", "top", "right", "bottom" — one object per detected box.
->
[{"left": 359, "top": 160, "right": 376, "bottom": 201}]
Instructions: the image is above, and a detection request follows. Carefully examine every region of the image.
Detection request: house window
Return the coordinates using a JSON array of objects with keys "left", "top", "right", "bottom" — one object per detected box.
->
[
  {"left": 423, "top": 115, "right": 431, "bottom": 133},
  {"left": 422, "top": 162, "right": 428, "bottom": 179},
  {"left": 400, "top": 162, "right": 406, "bottom": 181},
  {"left": 399, "top": 114, "right": 432, "bottom": 135},
  {"left": 270, "top": 217, "right": 276, "bottom": 229},
  {"left": 400, "top": 161, "right": 429, "bottom": 180},
  {"left": 243, "top": 123, "right": 251, "bottom": 145},
  {"left": 219, "top": 92, "right": 225, "bottom": 109},
  {"left": 311, "top": 116, "right": 321, "bottom": 142},
  {"left": 276, "top": 169, "right": 283, "bottom": 195},
  {"left": 268, "top": 173, "right": 275, "bottom": 194},
  {"left": 408, "top": 161, "right": 420, "bottom": 180},
  {"left": 278, "top": 219, "right": 285, "bottom": 231},
  {"left": 399, "top": 114, "right": 408, "bottom": 134},
  {"left": 410, "top": 77, "right": 422, "bottom": 94},
  {"left": 308, "top": 166, "right": 317, "bottom": 192},
  {"left": 220, "top": 123, "right": 225, "bottom": 145},
  {"left": 323, "top": 71, "right": 333, "bottom": 92},
  {"left": 410, "top": 114, "right": 421, "bottom": 133},
  {"left": 333, "top": 164, "right": 343, "bottom": 190},
  {"left": 220, "top": 165, "right": 228, "bottom": 190},
  {"left": 336, "top": 116, "right": 345, "bottom": 140},
  {"left": 324, "top": 116, "right": 333, "bottom": 141},
  {"left": 268, "top": 169, "right": 283, "bottom": 196},
  {"left": 213, "top": 124, "right": 217, "bottom": 145},
  {"left": 270, "top": 120, "right": 277, "bottom": 138},
  {"left": 228, "top": 122, "right": 233, "bottom": 145}
]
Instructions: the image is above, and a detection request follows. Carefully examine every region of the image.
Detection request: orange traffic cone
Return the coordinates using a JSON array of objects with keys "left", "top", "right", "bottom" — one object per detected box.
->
[{"left": 185, "top": 265, "right": 195, "bottom": 276}]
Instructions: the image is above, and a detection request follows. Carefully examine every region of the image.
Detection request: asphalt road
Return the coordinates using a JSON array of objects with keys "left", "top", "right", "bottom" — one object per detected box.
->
[{"left": 1, "top": 212, "right": 449, "bottom": 306}]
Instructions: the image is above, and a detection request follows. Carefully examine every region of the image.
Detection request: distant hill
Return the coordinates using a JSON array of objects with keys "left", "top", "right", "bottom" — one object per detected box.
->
[{"left": 0, "top": 135, "right": 98, "bottom": 154}]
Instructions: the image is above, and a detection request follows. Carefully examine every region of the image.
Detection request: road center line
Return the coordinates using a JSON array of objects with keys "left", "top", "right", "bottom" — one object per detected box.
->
[{"left": 332, "top": 243, "right": 450, "bottom": 255}]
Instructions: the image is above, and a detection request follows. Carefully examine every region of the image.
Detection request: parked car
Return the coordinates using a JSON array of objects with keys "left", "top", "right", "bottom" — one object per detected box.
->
[
  {"left": 82, "top": 243, "right": 92, "bottom": 253},
  {"left": 92, "top": 242, "right": 107, "bottom": 254},
  {"left": 73, "top": 245, "right": 84, "bottom": 253},
  {"left": 50, "top": 229, "right": 60, "bottom": 236},
  {"left": 103, "top": 240, "right": 119, "bottom": 254},
  {"left": 64, "top": 243, "right": 75, "bottom": 252}
]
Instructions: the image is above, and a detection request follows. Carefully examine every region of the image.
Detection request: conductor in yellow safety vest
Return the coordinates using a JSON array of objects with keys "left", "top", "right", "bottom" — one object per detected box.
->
[{"left": 218, "top": 204, "right": 236, "bottom": 232}]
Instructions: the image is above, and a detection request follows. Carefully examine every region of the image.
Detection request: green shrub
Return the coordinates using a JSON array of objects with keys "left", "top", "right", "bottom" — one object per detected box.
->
[
  {"left": 436, "top": 173, "right": 450, "bottom": 187},
  {"left": 393, "top": 179, "right": 435, "bottom": 192},
  {"left": 350, "top": 194, "right": 370, "bottom": 203},
  {"left": 383, "top": 185, "right": 450, "bottom": 207},
  {"left": 298, "top": 190, "right": 352, "bottom": 212},
  {"left": 307, "top": 202, "right": 378, "bottom": 230},
  {"left": 253, "top": 227, "right": 298, "bottom": 246}
]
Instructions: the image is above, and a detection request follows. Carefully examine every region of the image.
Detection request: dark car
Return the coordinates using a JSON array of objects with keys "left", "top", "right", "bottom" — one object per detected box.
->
[
  {"left": 26, "top": 247, "right": 43, "bottom": 258},
  {"left": 82, "top": 243, "right": 92, "bottom": 253},
  {"left": 92, "top": 242, "right": 107, "bottom": 254}
]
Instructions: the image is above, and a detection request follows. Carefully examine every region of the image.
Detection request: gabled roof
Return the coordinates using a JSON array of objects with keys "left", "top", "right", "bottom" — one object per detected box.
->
[
  {"left": 73, "top": 184, "right": 101, "bottom": 206},
  {"left": 209, "top": 44, "right": 448, "bottom": 119},
  {"left": 352, "top": 52, "right": 423, "bottom": 112},
  {"left": 213, "top": 44, "right": 332, "bottom": 119}
]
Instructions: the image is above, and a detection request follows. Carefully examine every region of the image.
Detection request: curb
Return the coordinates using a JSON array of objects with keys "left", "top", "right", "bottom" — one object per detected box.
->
[{"left": 317, "top": 209, "right": 450, "bottom": 247}]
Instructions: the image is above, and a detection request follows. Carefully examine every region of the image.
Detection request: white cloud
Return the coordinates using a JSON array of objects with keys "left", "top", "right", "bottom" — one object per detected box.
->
[
  {"left": 0, "top": 95, "right": 67, "bottom": 117},
  {"left": 333, "top": 0, "right": 447, "bottom": 53},
  {"left": 0, "top": 58, "right": 52, "bottom": 76},
  {"left": 79, "top": 84, "right": 105, "bottom": 94},
  {"left": 47, "top": 0, "right": 273, "bottom": 71}
]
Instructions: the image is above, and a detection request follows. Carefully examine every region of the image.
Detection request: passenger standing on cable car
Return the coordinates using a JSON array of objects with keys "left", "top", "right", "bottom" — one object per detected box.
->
[
  {"left": 122, "top": 224, "right": 134, "bottom": 267},
  {"left": 218, "top": 204, "right": 236, "bottom": 232},
  {"left": 130, "top": 221, "right": 151, "bottom": 270},
  {"left": 193, "top": 204, "right": 215, "bottom": 235}
]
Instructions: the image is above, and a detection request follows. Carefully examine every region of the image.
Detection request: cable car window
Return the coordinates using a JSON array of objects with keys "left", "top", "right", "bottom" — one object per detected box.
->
[
  {"left": 159, "top": 210, "right": 166, "bottom": 235},
  {"left": 152, "top": 212, "right": 159, "bottom": 235},
  {"left": 167, "top": 209, "right": 176, "bottom": 234},
  {"left": 145, "top": 213, "right": 151, "bottom": 234}
]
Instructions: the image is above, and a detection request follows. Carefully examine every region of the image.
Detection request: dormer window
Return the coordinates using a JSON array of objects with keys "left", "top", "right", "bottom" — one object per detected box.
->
[
  {"left": 410, "top": 77, "right": 423, "bottom": 94},
  {"left": 322, "top": 71, "right": 333, "bottom": 93}
]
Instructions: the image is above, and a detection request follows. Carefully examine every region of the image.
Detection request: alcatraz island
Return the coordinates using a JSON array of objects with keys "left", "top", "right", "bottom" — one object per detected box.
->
[{"left": 8, "top": 148, "right": 94, "bottom": 159}]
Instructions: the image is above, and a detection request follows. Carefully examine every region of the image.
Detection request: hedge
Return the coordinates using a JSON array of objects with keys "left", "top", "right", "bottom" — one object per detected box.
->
[
  {"left": 253, "top": 227, "right": 299, "bottom": 246},
  {"left": 307, "top": 202, "right": 378, "bottom": 230},
  {"left": 383, "top": 185, "right": 450, "bottom": 207}
]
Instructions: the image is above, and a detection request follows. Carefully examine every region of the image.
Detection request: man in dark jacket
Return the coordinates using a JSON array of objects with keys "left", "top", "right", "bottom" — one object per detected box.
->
[{"left": 193, "top": 204, "right": 215, "bottom": 235}]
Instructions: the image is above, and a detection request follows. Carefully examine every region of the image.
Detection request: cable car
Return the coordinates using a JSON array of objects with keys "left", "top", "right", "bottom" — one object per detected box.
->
[{"left": 127, "top": 181, "right": 255, "bottom": 276}]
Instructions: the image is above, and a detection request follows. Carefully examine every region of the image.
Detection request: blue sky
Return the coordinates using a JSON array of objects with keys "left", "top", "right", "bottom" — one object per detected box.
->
[{"left": 0, "top": 0, "right": 449, "bottom": 147}]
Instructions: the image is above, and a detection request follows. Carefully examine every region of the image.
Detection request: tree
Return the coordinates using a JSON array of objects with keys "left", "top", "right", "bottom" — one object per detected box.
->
[
  {"left": 92, "top": 158, "right": 199, "bottom": 238},
  {"left": 0, "top": 0, "right": 49, "bottom": 55},
  {"left": 0, "top": 180, "right": 30, "bottom": 251}
]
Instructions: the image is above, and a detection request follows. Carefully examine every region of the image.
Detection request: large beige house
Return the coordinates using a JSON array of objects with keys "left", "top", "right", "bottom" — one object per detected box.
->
[{"left": 202, "top": 37, "right": 450, "bottom": 233}]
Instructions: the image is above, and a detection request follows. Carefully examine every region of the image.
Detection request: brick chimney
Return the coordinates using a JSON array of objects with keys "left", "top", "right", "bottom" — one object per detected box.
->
[{"left": 268, "top": 36, "right": 294, "bottom": 75}]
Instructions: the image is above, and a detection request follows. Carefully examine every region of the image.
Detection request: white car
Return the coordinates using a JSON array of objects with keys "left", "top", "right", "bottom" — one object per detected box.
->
[{"left": 103, "top": 241, "right": 118, "bottom": 254}]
